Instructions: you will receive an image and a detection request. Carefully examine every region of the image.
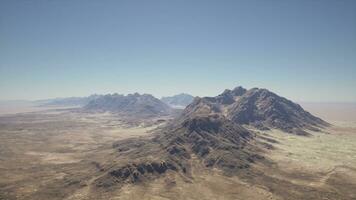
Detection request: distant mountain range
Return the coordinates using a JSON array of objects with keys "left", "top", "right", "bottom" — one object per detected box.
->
[
  {"left": 34, "top": 93, "right": 194, "bottom": 117},
  {"left": 84, "top": 93, "right": 172, "bottom": 117},
  {"left": 35, "top": 95, "right": 101, "bottom": 107},
  {"left": 161, "top": 93, "right": 194, "bottom": 108},
  {"left": 35, "top": 93, "right": 195, "bottom": 109},
  {"left": 33, "top": 88, "right": 328, "bottom": 133}
]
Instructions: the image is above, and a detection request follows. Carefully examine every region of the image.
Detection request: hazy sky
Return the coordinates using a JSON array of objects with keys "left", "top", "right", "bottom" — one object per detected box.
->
[{"left": 1, "top": 0, "right": 355, "bottom": 102}]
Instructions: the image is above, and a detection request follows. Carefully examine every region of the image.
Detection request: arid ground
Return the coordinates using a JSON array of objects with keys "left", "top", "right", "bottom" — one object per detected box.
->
[{"left": 0, "top": 103, "right": 355, "bottom": 200}]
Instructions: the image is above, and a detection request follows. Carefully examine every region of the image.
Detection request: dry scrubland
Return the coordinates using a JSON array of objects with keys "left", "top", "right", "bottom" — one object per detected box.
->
[
  {"left": 0, "top": 105, "right": 355, "bottom": 200},
  {"left": 103, "top": 122, "right": 356, "bottom": 200},
  {"left": 0, "top": 108, "right": 161, "bottom": 200}
]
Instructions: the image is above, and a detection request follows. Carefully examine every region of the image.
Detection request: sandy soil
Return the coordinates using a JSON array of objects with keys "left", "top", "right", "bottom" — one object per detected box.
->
[
  {"left": 0, "top": 109, "right": 160, "bottom": 200},
  {"left": 265, "top": 121, "right": 356, "bottom": 171}
]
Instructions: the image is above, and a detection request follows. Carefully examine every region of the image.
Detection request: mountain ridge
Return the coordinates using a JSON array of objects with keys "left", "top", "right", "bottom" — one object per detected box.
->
[
  {"left": 84, "top": 93, "right": 172, "bottom": 117},
  {"left": 181, "top": 86, "right": 328, "bottom": 135}
]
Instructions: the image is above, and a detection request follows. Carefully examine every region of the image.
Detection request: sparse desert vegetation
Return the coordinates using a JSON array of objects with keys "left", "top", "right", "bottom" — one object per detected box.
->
[
  {"left": 0, "top": 108, "right": 163, "bottom": 200},
  {"left": 0, "top": 91, "right": 355, "bottom": 200}
]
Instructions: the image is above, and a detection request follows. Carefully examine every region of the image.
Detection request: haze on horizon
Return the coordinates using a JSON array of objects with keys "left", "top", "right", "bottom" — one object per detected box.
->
[{"left": 1, "top": 0, "right": 355, "bottom": 102}]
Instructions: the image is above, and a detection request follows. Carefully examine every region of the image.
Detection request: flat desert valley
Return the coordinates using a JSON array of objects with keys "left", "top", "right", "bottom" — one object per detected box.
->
[{"left": 0, "top": 103, "right": 356, "bottom": 200}]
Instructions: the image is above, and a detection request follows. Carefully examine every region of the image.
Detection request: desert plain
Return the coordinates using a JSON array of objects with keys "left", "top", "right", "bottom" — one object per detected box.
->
[{"left": 0, "top": 103, "right": 355, "bottom": 200}]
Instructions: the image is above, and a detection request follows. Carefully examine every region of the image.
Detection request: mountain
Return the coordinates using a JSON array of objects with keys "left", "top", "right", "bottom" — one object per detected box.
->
[
  {"left": 161, "top": 93, "right": 194, "bottom": 108},
  {"left": 91, "top": 86, "right": 328, "bottom": 192},
  {"left": 84, "top": 93, "right": 172, "bottom": 117},
  {"left": 36, "top": 95, "right": 101, "bottom": 107},
  {"left": 181, "top": 86, "right": 328, "bottom": 135},
  {"left": 94, "top": 114, "right": 263, "bottom": 189},
  {"left": 227, "top": 88, "right": 328, "bottom": 134}
]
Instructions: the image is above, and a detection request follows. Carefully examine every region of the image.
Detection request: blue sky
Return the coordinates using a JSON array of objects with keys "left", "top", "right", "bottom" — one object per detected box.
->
[{"left": 0, "top": 0, "right": 355, "bottom": 102}]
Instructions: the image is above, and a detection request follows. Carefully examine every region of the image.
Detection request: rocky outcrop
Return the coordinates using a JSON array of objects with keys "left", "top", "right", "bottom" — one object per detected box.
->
[
  {"left": 95, "top": 160, "right": 179, "bottom": 188},
  {"left": 215, "top": 86, "right": 247, "bottom": 105},
  {"left": 113, "top": 162, "right": 176, "bottom": 182}
]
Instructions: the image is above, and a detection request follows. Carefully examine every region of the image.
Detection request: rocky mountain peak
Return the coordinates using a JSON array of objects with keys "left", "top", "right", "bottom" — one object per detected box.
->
[
  {"left": 181, "top": 86, "right": 328, "bottom": 134},
  {"left": 231, "top": 86, "right": 247, "bottom": 96}
]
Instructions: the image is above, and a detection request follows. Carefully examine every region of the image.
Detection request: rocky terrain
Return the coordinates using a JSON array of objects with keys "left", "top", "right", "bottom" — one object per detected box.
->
[
  {"left": 93, "top": 114, "right": 264, "bottom": 192},
  {"left": 161, "top": 93, "right": 194, "bottom": 108},
  {"left": 183, "top": 86, "right": 328, "bottom": 135},
  {"left": 90, "top": 86, "right": 328, "bottom": 192}
]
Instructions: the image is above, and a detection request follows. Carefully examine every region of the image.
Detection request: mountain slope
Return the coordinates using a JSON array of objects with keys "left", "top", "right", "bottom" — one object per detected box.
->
[
  {"left": 182, "top": 86, "right": 328, "bottom": 134},
  {"left": 228, "top": 88, "right": 328, "bottom": 134},
  {"left": 94, "top": 114, "right": 263, "bottom": 190}
]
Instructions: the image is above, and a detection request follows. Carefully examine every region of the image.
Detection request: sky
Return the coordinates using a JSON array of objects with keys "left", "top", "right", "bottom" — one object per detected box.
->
[{"left": 0, "top": 0, "right": 355, "bottom": 102}]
